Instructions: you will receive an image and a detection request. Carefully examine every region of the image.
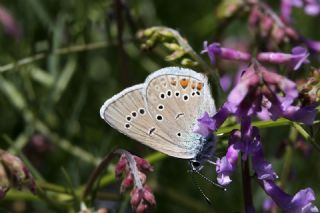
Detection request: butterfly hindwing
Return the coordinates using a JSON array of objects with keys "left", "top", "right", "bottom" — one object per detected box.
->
[
  {"left": 100, "top": 83, "right": 195, "bottom": 159},
  {"left": 143, "top": 67, "right": 216, "bottom": 152}
]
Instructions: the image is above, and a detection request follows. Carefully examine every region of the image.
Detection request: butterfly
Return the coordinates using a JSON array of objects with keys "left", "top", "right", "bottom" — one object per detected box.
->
[{"left": 100, "top": 67, "right": 217, "bottom": 172}]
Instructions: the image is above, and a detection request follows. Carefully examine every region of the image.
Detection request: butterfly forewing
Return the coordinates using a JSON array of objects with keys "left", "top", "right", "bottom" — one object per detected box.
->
[{"left": 100, "top": 84, "right": 195, "bottom": 159}]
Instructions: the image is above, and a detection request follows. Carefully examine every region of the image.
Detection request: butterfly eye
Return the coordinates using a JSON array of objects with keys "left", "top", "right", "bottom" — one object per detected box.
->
[
  {"left": 139, "top": 108, "right": 145, "bottom": 115},
  {"left": 191, "top": 160, "right": 201, "bottom": 169},
  {"left": 159, "top": 93, "right": 166, "bottom": 99},
  {"left": 183, "top": 94, "right": 189, "bottom": 101},
  {"left": 125, "top": 123, "right": 131, "bottom": 129}
]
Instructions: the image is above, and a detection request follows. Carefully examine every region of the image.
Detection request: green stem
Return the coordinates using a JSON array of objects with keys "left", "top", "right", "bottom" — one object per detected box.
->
[
  {"left": 0, "top": 40, "right": 127, "bottom": 73},
  {"left": 216, "top": 118, "right": 291, "bottom": 135},
  {"left": 292, "top": 122, "right": 320, "bottom": 152}
]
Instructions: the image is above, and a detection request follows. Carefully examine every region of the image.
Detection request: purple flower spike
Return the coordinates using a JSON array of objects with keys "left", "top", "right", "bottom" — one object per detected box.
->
[
  {"left": 202, "top": 41, "right": 251, "bottom": 64},
  {"left": 216, "top": 133, "right": 240, "bottom": 186},
  {"left": 257, "top": 47, "right": 309, "bottom": 70},
  {"left": 260, "top": 180, "right": 319, "bottom": 212}
]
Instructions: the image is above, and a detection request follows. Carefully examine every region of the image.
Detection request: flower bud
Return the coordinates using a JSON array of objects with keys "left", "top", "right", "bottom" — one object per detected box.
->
[
  {"left": 136, "top": 202, "right": 148, "bottom": 213},
  {"left": 163, "top": 42, "right": 181, "bottom": 51},
  {"left": 130, "top": 188, "right": 143, "bottom": 207},
  {"left": 0, "top": 150, "right": 35, "bottom": 194},
  {"left": 0, "top": 163, "right": 9, "bottom": 199},
  {"left": 115, "top": 155, "right": 128, "bottom": 178},
  {"left": 120, "top": 173, "right": 133, "bottom": 193},
  {"left": 138, "top": 172, "right": 147, "bottom": 185},
  {"left": 181, "top": 58, "right": 198, "bottom": 67},
  {"left": 134, "top": 156, "right": 153, "bottom": 173},
  {"left": 143, "top": 186, "right": 156, "bottom": 206}
]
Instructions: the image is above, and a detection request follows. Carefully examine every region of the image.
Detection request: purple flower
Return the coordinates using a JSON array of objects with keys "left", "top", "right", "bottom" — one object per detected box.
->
[
  {"left": 281, "top": 0, "right": 294, "bottom": 23},
  {"left": 260, "top": 180, "right": 319, "bottom": 212},
  {"left": 281, "top": 0, "right": 320, "bottom": 21},
  {"left": 216, "top": 131, "right": 240, "bottom": 186},
  {"left": 303, "top": 38, "right": 320, "bottom": 53},
  {"left": 219, "top": 63, "right": 317, "bottom": 125},
  {"left": 263, "top": 197, "right": 276, "bottom": 212},
  {"left": 194, "top": 108, "right": 230, "bottom": 135},
  {"left": 234, "top": 120, "right": 262, "bottom": 160},
  {"left": 193, "top": 112, "right": 214, "bottom": 137},
  {"left": 202, "top": 41, "right": 251, "bottom": 64},
  {"left": 283, "top": 104, "right": 318, "bottom": 125},
  {"left": 220, "top": 74, "right": 232, "bottom": 92},
  {"left": 304, "top": 0, "right": 320, "bottom": 15},
  {"left": 252, "top": 149, "right": 278, "bottom": 181},
  {"left": 257, "top": 47, "right": 310, "bottom": 70},
  {"left": 0, "top": 6, "right": 20, "bottom": 39},
  {"left": 281, "top": 0, "right": 303, "bottom": 23}
]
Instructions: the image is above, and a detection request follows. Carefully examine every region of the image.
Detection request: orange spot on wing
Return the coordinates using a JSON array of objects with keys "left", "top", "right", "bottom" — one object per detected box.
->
[
  {"left": 180, "top": 78, "right": 189, "bottom": 88},
  {"left": 197, "top": 83, "right": 203, "bottom": 90},
  {"left": 191, "top": 82, "right": 196, "bottom": 89}
]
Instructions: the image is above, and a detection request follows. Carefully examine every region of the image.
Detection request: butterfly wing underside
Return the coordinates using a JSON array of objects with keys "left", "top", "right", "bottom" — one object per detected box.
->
[
  {"left": 143, "top": 67, "right": 216, "bottom": 152},
  {"left": 100, "top": 83, "right": 196, "bottom": 159}
]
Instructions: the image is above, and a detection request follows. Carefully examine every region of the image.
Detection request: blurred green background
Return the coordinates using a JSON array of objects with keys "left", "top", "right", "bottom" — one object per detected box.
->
[{"left": 0, "top": 0, "right": 319, "bottom": 212}]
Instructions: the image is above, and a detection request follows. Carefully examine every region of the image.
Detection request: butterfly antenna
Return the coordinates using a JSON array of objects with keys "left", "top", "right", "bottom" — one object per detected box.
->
[
  {"left": 193, "top": 169, "right": 226, "bottom": 191},
  {"left": 190, "top": 171, "right": 212, "bottom": 204}
]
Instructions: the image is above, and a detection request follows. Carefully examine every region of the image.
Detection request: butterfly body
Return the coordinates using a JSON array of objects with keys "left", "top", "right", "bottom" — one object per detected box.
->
[{"left": 100, "top": 67, "right": 216, "bottom": 169}]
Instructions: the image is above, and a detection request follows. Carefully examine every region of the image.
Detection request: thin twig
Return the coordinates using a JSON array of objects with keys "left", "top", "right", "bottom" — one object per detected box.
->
[
  {"left": 82, "top": 150, "right": 117, "bottom": 200},
  {"left": 0, "top": 41, "right": 120, "bottom": 73}
]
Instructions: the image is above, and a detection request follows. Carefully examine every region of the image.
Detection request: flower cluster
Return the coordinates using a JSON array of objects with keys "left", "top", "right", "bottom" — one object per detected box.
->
[
  {"left": 0, "top": 149, "right": 36, "bottom": 199},
  {"left": 203, "top": 42, "right": 309, "bottom": 71},
  {"left": 115, "top": 152, "right": 156, "bottom": 213},
  {"left": 281, "top": 0, "right": 320, "bottom": 23},
  {"left": 196, "top": 43, "right": 319, "bottom": 211},
  {"left": 247, "top": 2, "right": 299, "bottom": 49}
]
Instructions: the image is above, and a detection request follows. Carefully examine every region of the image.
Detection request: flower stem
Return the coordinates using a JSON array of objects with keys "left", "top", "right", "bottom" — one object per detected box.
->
[{"left": 241, "top": 156, "right": 255, "bottom": 213}]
